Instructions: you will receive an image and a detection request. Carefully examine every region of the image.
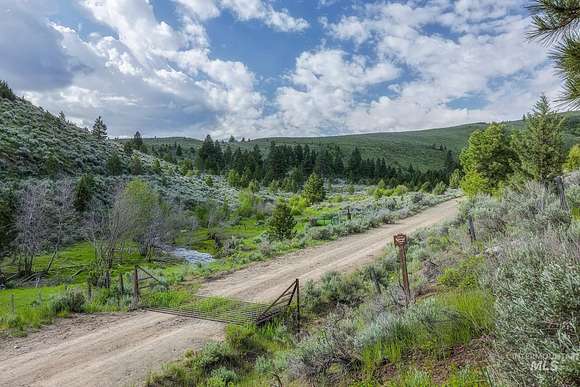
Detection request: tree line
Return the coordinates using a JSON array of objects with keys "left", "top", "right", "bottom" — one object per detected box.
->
[{"left": 123, "top": 133, "right": 458, "bottom": 192}]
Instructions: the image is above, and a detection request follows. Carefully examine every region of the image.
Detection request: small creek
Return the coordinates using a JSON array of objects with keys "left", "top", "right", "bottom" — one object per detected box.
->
[{"left": 168, "top": 247, "right": 214, "bottom": 265}]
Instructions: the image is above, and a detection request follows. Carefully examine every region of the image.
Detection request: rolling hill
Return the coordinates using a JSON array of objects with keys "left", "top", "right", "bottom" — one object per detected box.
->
[{"left": 133, "top": 116, "right": 579, "bottom": 171}]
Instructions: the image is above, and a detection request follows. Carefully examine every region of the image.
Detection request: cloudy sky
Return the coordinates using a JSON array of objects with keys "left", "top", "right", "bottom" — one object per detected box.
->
[{"left": 0, "top": 0, "right": 560, "bottom": 139}]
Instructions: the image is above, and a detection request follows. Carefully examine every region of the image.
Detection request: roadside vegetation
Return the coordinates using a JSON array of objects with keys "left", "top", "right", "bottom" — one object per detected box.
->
[
  {"left": 147, "top": 174, "right": 579, "bottom": 387},
  {"left": 0, "top": 89, "right": 460, "bottom": 336}
]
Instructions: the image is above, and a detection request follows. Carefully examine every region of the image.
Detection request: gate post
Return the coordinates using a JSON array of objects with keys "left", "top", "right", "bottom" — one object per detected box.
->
[
  {"left": 132, "top": 266, "right": 140, "bottom": 308},
  {"left": 394, "top": 233, "right": 410, "bottom": 306},
  {"left": 467, "top": 215, "right": 477, "bottom": 242},
  {"left": 296, "top": 278, "right": 300, "bottom": 330}
]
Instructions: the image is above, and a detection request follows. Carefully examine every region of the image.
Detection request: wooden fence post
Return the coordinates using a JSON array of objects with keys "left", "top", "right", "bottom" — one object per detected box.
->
[
  {"left": 87, "top": 281, "right": 92, "bottom": 301},
  {"left": 467, "top": 215, "right": 477, "bottom": 242},
  {"left": 296, "top": 278, "right": 300, "bottom": 331},
  {"left": 554, "top": 176, "right": 569, "bottom": 212},
  {"left": 132, "top": 266, "right": 140, "bottom": 307},
  {"left": 119, "top": 272, "right": 124, "bottom": 295},
  {"left": 394, "top": 233, "right": 410, "bottom": 306}
]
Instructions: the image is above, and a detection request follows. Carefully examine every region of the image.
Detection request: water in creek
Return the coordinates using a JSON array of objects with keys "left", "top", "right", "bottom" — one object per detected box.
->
[{"left": 170, "top": 247, "right": 214, "bottom": 265}]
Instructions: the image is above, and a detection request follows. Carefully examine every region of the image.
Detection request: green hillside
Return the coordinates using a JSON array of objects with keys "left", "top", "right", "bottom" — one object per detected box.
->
[
  {"left": 0, "top": 98, "right": 132, "bottom": 178},
  {"left": 136, "top": 118, "right": 579, "bottom": 171}
]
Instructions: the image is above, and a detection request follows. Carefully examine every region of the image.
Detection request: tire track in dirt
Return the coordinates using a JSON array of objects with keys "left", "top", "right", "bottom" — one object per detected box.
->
[{"left": 0, "top": 199, "right": 459, "bottom": 387}]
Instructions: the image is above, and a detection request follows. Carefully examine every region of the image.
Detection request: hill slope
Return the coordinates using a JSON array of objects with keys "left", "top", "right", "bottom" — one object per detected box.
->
[
  {"left": 0, "top": 98, "right": 131, "bottom": 178},
  {"left": 137, "top": 117, "right": 579, "bottom": 171}
]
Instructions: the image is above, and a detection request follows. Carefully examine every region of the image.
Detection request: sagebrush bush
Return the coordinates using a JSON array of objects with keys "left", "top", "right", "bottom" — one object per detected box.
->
[
  {"left": 50, "top": 290, "right": 86, "bottom": 314},
  {"left": 489, "top": 226, "right": 580, "bottom": 386}
]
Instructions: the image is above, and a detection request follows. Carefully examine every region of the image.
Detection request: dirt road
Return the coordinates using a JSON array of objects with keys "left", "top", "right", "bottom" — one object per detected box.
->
[{"left": 0, "top": 199, "right": 459, "bottom": 387}]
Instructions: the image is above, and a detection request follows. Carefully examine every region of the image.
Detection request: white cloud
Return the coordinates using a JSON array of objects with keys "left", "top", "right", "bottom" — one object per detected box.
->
[
  {"left": 175, "top": 0, "right": 309, "bottom": 32},
  {"left": 2, "top": 0, "right": 564, "bottom": 139}
]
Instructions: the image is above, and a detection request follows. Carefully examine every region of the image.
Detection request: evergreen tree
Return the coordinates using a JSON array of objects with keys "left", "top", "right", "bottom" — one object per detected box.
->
[
  {"left": 74, "top": 174, "right": 95, "bottom": 212},
  {"left": 348, "top": 147, "right": 362, "bottom": 182},
  {"left": 0, "top": 188, "right": 17, "bottom": 257},
  {"left": 107, "top": 153, "right": 123, "bottom": 176},
  {"left": 133, "top": 131, "right": 145, "bottom": 152},
  {"left": 92, "top": 116, "right": 108, "bottom": 140},
  {"left": 0, "top": 80, "right": 16, "bottom": 101},
  {"left": 512, "top": 96, "right": 566, "bottom": 182},
  {"left": 303, "top": 173, "right": 326, "bottom": 204},
  {"left": 528, "top": 1, "right": 580, "bottom": 107},
  {"left": 45, "top": 154, "right": 60, "bottom": 178},
  {"left": 58, "top": 111, "right": 67, "bottom": 129},
  {"left": 459, "top": 123, "right": 515, "bottom": 196},
  {"left": 268, "top": 201, "right": 296, "bottom": 241},
  {"left": 564, "top": 144, "right": 580, "bottom": 171},
  {"left": 131, "top": 154, "right": 143, "bottom": 175},
  {"left": 152, "top": 159, "right": 162, "bottom": 174}
]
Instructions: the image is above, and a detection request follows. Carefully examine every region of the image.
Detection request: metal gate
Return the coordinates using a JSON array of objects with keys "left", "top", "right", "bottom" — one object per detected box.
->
[{"left": 133, "top": 267, "right": 300, "bottom": 326}]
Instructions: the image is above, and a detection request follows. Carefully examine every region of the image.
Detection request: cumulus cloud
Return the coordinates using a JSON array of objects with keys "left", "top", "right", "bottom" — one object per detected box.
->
[
  {"left": 0, "top": 1, "right": 86, "bottom": 91},
  {"left": 303, "top": 0, "right": 561, "bottom": 134},
  {"left": 175, "top": 0, "right": 309, "bottom": 32},
  {"left": 14, "top": 0, "right": 267, "bottom": 137},
  {"left": 1, "top": 0, "right": 562, "bottom": 138}
]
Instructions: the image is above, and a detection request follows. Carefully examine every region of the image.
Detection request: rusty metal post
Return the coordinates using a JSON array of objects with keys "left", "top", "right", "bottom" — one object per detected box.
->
[
  {"left": 467, "top": 215, "right": 477, "bottom": 242},
  {"left": 555, "top": 176, "right": 569, "bottom": 213},
  {"left": 394, "top": 233, "right": 410, "bottom": 306},
  {"left": 132, "top": 266, "right": 140, "bottom": 307}
]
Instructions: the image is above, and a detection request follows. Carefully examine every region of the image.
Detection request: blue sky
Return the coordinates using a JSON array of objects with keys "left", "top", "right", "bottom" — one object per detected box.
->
[{"left": 0, "top": 0, "right": 560, "bottom": 138}]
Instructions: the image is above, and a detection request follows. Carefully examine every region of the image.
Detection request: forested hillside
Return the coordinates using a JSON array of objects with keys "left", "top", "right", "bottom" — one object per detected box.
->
[{"left": 131, "top": 116, "right": 580, "bottom": 172}]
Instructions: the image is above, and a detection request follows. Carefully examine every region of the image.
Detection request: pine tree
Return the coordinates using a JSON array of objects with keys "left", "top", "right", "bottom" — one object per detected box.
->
[
  {"left": 74, "top": 174, "right": 95, "bottom": 212},
  {"left": 528, "top": 0, "right": 580, "bottom": 107},
  {"left": 0, "top": 80, "right": 16, "bottom": 101},
  {"left": 131, "top": 154, "right": 143, "bottom": 175},
  {"left": 303, "top": 173, "right": 325, "bottom": 204},
  {"left": 564, "top": 144, "right": 580, "bottom": 171},
  {"left": 107, "top": 153, "right": 123, "bottom": 176},
  {"left": 92, "top": 116, "right": 108, "bottom": 140},
  {"left": 133, "top": 131, "right": 145, "bottom": 152},
  {"left": 0, "top": 187, "right": 17, "bottom": 257},
  {"left": 512, "top": 96, "right": 566, "bottom": 182},
  {"left": 268, "top": 201, "right": 296, "bottom": 241}
]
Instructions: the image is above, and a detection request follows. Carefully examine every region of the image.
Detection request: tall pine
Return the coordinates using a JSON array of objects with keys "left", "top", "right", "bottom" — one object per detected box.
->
[
  {"left": 92, "top": 116, "right": 108, "bottom": 140},
  {"left": 512, "top": 96, "right": 565, "bottom": 182}
]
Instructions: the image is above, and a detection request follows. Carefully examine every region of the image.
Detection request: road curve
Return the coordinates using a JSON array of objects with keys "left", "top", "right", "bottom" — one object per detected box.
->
[{"left": 0, "top": 198, "right": 459, "bottom": 387}]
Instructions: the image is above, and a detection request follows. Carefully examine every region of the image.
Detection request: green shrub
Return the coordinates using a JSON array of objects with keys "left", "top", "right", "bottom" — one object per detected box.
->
[
  {"left": 225, "top": 325, "right": 268, "bottom": 359},
  {"left": 432, "top": 181, "right": 447, "bottom": 195},
  {"left": 437, "top": 255, "right": 484, "bottom": 289},
  {"left": 50, "top": 291, "right": 86, "bottom": 314},
  {"left": 489, "top": 226, "right": 579, "bottom": 386},
  {"left": 393, "top": 185, "right": 408, "bottom": 196}
]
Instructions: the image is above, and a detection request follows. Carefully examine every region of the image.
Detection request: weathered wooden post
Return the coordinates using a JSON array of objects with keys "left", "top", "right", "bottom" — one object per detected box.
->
[
  {"left": 87, "top": 281, "right": 92, "bottom": 301},
  {"left": 554, "top": 176, "right": 569, "bottom": 212},
  {"left": 296, "top": 278, "right": 300, "bottom": 331},
  {"left": 467, "top": 215, "right": 477, "bottom": 242},
  {"left": 393, "top": 233, "right": 410, "bottom": 306},
  {"left": 119, "top": 272, "right": 125, "bottom": 295},
  {"left": 132, "top": 266, "right": 140, "bottom": 308}
]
